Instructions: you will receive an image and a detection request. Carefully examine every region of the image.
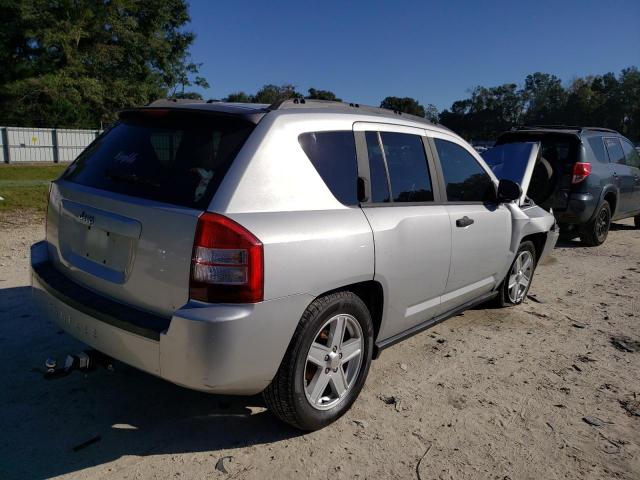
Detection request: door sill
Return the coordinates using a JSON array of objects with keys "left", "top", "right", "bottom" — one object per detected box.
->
[{"left": 373, "top": 290, "right": 498, "bottom": 358}]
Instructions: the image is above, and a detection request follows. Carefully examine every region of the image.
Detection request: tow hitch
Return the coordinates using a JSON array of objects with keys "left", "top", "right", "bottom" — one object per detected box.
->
[{"left": 44, "top": 350, "right": 114, "bottom": 380}]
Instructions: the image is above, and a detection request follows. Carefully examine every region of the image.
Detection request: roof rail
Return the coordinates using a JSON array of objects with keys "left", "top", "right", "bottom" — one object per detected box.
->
[
  {"left": 268, "top": 98, "right": 435, "bottom": 126},
  {"left": 580, "top": 126, "right": 619, "bottom": 134},
  {"left": 511, "top": 124, "right": 619, "bottom": 134}
]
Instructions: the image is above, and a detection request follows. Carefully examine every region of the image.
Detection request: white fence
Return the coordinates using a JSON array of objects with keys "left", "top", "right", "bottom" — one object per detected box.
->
[{"left": 1, "top": 126, "right": 101, "bottom": 163}]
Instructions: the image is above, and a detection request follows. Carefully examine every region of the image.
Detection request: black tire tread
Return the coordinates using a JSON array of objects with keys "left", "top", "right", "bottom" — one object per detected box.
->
[
  {"left": 580, "top": 201, "right": 610, "bottom": 246},
  {"left": 263, "top": 291, "right": 368, "bottom": 430}
]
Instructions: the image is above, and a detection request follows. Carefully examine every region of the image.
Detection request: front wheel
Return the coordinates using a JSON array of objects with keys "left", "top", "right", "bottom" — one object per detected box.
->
[
  {"left": 263, "top": 291, "right": 373, "bottom": 430},
  {"left": 497, "top": 241, "right": 536, "bottom": 307},
  {"left": 634, "top": 215, "right": 640, "bottom": 229}
]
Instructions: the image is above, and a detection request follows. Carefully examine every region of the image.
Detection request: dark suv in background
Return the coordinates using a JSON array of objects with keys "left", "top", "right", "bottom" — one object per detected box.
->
[{"left": 495, "top": 126, "right": 640, "bottom": 245}]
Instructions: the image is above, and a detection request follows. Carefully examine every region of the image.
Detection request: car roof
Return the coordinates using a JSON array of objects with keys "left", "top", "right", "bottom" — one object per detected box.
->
[{"left": 129, "top": 98, "right": 454, "bottom": 135}]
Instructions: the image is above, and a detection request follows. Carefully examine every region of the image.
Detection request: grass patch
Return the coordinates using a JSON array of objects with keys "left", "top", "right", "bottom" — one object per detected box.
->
[{"left": 0, "top": 164, "right": 67, "bottom": 212}]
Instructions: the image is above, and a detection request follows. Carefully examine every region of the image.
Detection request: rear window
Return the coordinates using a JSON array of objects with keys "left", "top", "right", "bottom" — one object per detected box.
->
[
  {"left": 62, "top": 110, "right": 255, "bottom": 209},
  {"left": 587, "top": 137, "right": 608, "bottom": 163},
  {"left": 604, "top": 137, "right": 625, "bottom": 165},
  {"left": 298, "top": 131, "right": 358, "bottom": 205}
]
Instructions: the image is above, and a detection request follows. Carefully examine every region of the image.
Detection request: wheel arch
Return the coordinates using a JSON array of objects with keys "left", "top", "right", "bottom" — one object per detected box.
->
[
  {"left": 601, "top": 187, "right": 617, "bottom": 217},
  {"left": 520, "top": 232, "right": 547, "bottom": 265},
  {"left": 315, "top": 280, "right": 384, "bottom": 358}
]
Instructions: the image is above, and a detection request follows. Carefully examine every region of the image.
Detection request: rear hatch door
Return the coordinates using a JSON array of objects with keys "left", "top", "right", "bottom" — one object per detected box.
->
[{"left": 47, "top": 109, "right": 255, "bottom": 317}]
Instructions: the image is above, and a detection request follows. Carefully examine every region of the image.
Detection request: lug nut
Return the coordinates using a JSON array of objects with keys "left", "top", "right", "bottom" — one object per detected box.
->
[
  {"left": 325, "top": 368, "right": 330, "bottom": 374},
  {"left": 339, "top": 353, "right": 343, "bottom": 359},
  {"left": 332, "top": 346, "right": 338, "bottom": 352},
  {"left": 324, "top": 355, "right": 329, "bottom": 361},
  {"left": 333, "top": 368, "right": 338, "bottom": 372}
]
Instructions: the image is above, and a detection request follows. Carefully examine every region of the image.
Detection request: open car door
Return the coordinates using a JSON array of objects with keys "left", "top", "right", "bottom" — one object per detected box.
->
[{"left": 481, "top": 142, "right": 555, "bottom": 208}]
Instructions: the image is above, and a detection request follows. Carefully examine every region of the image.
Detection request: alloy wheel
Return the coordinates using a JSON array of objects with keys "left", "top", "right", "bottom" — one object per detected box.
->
[
  {"left": 304, "top": 314, "right": 364, "bottom": 410},
  {"left": 507, "top": 250, "right": 534, "bottom": 303},
  {"left": 595, "top": 207, "right": 610, "bottom": 242}
]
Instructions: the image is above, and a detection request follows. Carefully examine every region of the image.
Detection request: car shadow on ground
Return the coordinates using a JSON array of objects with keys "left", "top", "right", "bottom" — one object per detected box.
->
[
  {"left": 610, "top": 222, "right": 637, "bottom": 231},
  {"left": 554, "top": 222, "right": 636, "bottom": 249},
  {"left": 0, "top": 286, "right": 301, "bottom": 480}
]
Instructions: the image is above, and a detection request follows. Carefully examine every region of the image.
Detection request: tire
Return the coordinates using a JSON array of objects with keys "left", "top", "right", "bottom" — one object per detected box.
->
[
  {"left": 635, "top": 215, "right": 640, "bottom": 229},
  {"left": 263, "top": 291, "right": 374, "bottom": 431},
  {"left": 497, "top": 241, "right": 537, "bottom": 307},
  {"left": 580, "top": 201, "right": 611, "bottom": 246}
]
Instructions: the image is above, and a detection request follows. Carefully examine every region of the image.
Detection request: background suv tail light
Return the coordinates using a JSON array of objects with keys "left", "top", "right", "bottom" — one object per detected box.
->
[
  {"left": 189, "top": 213, "right": 263, "bottom": 303},
  {"left": 571, "top": 162, "right": 592, "bottom": 184}
]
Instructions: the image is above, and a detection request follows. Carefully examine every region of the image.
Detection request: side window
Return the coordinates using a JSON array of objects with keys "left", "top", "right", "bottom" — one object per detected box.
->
[
  {"left": 365, "top": 132, "right": 391, "bottom": 203},
  {"left": 604, "top": 137, "right": 625, "bottom": 166},
  {"left": 434, "top": 138, "right": 495, "bottom": 202},
  {"left": 299, "top": 131, "right": 358, "bottom": 205},
  {"left": 621, "top": 139, "right": 640, "bottom": 169},
  {"left": 379, "top": 132, "right": 434, "bottom": 202},
  {"left": 587, "top": 137, "right": 608, "bottom": 164}
]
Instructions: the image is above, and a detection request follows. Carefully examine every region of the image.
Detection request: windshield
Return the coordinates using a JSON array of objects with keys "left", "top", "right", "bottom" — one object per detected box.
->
[
  {"left": 62, "top": 110, "right": 254, "bottom": 209},
  {"left": 481, "top": 142, "right": 539, "bottom": 185}
]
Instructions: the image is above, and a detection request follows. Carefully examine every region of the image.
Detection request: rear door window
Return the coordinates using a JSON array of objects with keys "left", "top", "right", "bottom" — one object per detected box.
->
[
  {"left": 604, "top": 137, "right": 625, "bottom": 165},
  {"left": 621, "top": 139, "right": 640, "bottom": 168},
  {"left": 434, "top": 138, "right": 495, "bottom": 202},
  {"left": 365, "top": 132, "right": 434, "bottom": 203},
  {"left": 299, "top": 131, "right": 358, "bottom": 205},
  {"left": 62, "top": 110, "right": 254, "bottom": 209}
]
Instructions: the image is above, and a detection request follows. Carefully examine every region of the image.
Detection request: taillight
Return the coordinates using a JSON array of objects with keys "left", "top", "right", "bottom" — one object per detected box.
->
[
  {"left": 189, "top": 213, "right": 263, "bottom": 303},
  {"left": 572, "top": 162, "right": 592, "bottom": 184}
]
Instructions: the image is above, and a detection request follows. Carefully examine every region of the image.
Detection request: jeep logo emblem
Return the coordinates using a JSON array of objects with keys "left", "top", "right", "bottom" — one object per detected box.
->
[{"left": 78, "top": 211, "right": 95, "bottom": 226}]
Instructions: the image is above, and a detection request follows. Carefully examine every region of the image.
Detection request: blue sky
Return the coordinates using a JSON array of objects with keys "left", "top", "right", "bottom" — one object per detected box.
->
[{"left": 187, "top": 0, "right": 640, "bottom": 110}]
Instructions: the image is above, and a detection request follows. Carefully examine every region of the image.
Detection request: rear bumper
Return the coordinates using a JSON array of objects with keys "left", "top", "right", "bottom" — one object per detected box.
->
[
  {"left": 31, "top": 241, "right": 312, "bottom": 395},
  {"left": 554, "top": 193, "right": 597, "bottom": 225}
]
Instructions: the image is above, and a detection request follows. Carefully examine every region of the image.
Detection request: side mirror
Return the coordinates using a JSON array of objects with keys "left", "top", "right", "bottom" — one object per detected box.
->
[{"left": 496, "top": 179, "right": 522, "bottom": 203}]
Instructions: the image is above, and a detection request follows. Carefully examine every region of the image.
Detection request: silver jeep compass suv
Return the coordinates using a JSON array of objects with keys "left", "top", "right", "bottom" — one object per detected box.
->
[{"left": 31, "top": 99, "right": 558, "bottom": 430}]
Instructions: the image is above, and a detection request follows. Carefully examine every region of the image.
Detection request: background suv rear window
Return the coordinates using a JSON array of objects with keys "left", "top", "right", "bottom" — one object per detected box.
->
[
  {"left": 588, "top": 137, "right": 608, "bottom": 163},
  {"left": 604, "top": 138, "right": 625, "bottom": 165},
  {"left": 299, "top": 131, "right": 358, "bottom": 205},
  {"left": 62, "top": 111, "right": 254, "bottom": 209}
]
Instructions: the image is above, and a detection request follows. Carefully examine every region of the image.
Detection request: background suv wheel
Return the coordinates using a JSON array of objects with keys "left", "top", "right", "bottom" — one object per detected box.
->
[
  {"left": 580, "top": 201, "right": 611, "bottom": 246},
  {"left": 635, "top": 215, "right": 640, "bottom": 228},
  {"left": 263, "top": 291, "right": 373, "bottom": 431}
]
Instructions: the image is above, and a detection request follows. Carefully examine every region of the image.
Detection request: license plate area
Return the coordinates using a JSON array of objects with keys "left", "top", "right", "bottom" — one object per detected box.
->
[{"left": 58, "top": 200, "right": 141, "bottom": 283}]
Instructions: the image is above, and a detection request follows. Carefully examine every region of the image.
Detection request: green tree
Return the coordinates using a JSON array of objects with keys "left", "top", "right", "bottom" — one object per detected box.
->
[
  {"left": 0, "top": 0, "right": 208, "bottom": 128},
  {"left": 521, "top": 72, "right": 567, "bottom": 124},
  {"left": 224, "top": 91, "right": 254, "bottom": 102},
  {"left": 424, "top": 103, "right": 440, "bottom": 123},
  {"left": 253, "top": 84, "right": 302, "bottom": 104},
  {"left": 379, "top": 96, "right": 426, "bottom": 117},
  {"left": 306, "top": 88, "right": 342, "bottom": 102}
]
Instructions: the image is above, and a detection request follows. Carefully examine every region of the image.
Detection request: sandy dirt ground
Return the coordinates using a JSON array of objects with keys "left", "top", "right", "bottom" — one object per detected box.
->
[{"left": 0, "top": 212, "right": 639, "bottom": 480}]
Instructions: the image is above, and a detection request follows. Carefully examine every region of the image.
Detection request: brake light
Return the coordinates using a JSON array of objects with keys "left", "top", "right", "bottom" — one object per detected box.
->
[
  {"left": 189, "top": 213, "right": 263, "bottom": 303},
  {"left": 572, "top": 162, "right": 591, "bottom": 184}
]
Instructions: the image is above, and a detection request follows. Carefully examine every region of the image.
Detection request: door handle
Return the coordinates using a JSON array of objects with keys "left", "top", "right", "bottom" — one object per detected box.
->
[{"left": 456, "top": 216, "right": 474, "bottom": 228}]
